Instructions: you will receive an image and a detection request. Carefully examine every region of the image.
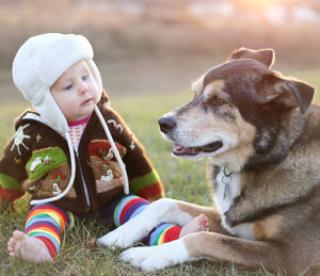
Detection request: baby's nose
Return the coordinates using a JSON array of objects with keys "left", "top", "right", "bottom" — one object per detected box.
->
[{"left": 78, "top": 82, "right": 88, "bottom": 94}]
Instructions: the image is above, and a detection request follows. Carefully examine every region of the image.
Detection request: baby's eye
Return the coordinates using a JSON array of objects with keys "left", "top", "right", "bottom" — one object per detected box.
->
[
  {"left": 63, "top": 84, "right": 73, "bottom": 91},
  {"left": 82, "top": 74, "right": 89, "bottom": 81}
]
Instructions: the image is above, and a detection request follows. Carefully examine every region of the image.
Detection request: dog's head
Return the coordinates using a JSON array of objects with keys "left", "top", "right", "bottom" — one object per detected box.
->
[{"left": 159, "top": 48, "right": 315, "bottom": 170}]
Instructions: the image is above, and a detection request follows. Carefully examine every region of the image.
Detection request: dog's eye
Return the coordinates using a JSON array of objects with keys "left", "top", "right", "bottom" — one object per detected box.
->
[{"left": 209, "top": 95, "right": 228, "bottom": 106}]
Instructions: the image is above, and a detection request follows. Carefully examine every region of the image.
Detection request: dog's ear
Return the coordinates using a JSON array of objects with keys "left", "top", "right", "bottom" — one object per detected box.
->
[
  {"left": 259, "top": 73, "right": 315, "bottom": 114},
  {"left": 229, "top": 47, "right": 275, "bottom": 68}
]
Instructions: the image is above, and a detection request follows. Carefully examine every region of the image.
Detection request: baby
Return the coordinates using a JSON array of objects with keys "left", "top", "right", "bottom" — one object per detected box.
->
[{"left": 1, "top": 33, "right": 208, "bottom": 263}]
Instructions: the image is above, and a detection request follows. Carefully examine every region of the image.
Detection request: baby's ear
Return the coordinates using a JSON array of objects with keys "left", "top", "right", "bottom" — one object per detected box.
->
[
  {"left": 229, "top": 47, "right": 275, "bottom": 68},
  {"left": 259, "top": 73, "right": 315, "bottom": 114}
]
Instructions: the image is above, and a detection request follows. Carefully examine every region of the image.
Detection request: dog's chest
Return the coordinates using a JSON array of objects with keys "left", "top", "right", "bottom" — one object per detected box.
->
[{"left": 214, "top": 168, "right": 255, "bottom": 240}]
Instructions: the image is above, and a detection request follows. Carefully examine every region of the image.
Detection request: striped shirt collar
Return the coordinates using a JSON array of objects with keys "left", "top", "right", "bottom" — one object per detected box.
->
[{"left": 68, "top": 115, "right": 91, "bottom": 127}]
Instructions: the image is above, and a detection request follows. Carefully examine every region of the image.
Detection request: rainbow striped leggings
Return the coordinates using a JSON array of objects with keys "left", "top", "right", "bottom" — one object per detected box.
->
[{"left": 24, "top": 195, "right": 182, "bottom": 259}]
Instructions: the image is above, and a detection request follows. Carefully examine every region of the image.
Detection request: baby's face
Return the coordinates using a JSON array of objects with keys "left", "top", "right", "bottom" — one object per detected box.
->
[{"left": 50, "top": 60, "right": 100, "bottom": 122}]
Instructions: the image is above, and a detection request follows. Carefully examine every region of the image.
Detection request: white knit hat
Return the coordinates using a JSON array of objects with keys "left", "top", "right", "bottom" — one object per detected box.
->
[{"left": 12, "top": 33, "right": 103, "bottom": 134}]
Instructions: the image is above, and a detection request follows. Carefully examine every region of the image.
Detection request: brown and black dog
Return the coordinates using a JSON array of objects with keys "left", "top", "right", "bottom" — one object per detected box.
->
[{"left": 98, "top": 48, "right": 320, "bottom": 275}]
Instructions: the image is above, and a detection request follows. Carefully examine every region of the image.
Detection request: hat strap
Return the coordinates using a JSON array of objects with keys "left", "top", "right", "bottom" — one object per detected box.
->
[
  {"left": 94, "top": 106, "right": 130, "bottom": 195},
  {"left": 30, "top": 131, "right": 77, "bottom": 205}
]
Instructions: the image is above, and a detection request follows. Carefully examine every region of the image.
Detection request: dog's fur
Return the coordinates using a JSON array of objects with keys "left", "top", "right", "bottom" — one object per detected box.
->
[{"left": 98, "top": 48, "right": 320, "bottom": 275}]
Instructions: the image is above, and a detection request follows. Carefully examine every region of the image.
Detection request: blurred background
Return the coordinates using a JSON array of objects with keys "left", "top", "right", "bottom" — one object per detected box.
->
[{"left": 0, "top": 0, "right": 320, "bottom": 105}]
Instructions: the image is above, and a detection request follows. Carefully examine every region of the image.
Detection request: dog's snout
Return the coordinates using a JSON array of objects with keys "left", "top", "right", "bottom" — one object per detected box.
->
[{"left": 158, "top": 116, "right": 177, "bottom": 133}]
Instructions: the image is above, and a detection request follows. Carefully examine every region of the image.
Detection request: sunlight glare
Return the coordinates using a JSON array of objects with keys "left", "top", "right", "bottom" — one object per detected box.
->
[{"left": 237, "top": 0, "right": 281, "bottom": 10}]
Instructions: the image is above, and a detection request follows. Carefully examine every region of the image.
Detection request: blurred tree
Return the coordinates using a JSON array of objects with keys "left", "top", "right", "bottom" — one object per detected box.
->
[
  {"left": 138, "top": 0, "right": 189, "bottom": 20},
  {"left": 308, "top": 0, "right": 320, "bottom": 13}
]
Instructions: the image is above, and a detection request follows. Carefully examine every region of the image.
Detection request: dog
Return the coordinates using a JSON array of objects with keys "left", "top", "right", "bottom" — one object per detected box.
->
[{"left": 97, "top": 48, "right": 320, "bottom": 275}]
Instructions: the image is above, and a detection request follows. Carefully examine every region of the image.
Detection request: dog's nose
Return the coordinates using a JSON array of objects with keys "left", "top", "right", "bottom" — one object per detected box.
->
[{"left": 158, "top": 116, "right": 177, "bottom": 133}]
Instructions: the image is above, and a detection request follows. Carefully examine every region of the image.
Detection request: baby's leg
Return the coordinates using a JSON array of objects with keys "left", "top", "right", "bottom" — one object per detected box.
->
[
  {"left": 110, "top": 195, "right": 208, "bottom": 246},
  {"left": 147, "top": 215, "right": 209, "bottom": 245},
  {"left": 7, "top": 204, "right": 72, "bottom": 263}
]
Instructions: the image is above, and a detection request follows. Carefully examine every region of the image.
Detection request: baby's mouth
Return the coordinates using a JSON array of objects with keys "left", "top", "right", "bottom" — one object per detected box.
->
[{"left": 81, "top": 98, "right": 93, "bottom": 105}]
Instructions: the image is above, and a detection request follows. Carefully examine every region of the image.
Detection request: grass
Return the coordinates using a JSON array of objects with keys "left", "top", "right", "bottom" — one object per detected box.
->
[
  {"left": 0, "top": 92, "right": 281, "bottom": 275},
  {"left": 1, "top": 65, "right": 320, "bottom": 275}
]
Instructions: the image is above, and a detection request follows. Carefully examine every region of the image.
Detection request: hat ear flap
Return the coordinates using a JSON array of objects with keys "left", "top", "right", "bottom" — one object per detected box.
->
[
  {"left": 259, "top": 73, "right": 315, "bottom": 114},
  {"left": 229, "top": 47, "right": 275, "bottom": 68}
]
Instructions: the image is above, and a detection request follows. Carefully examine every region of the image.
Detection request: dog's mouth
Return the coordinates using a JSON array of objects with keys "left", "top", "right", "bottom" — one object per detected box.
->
[{"left": 173, "top": 141, "right": 223, "bottom": 156}]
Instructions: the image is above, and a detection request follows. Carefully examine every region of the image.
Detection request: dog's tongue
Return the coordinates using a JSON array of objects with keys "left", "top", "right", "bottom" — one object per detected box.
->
[
  {"left": 173, "top": 144, "right": 197, "bottom": 155},
  {"left": 174, "top": 144, "right": 185, "bottom": 152}
]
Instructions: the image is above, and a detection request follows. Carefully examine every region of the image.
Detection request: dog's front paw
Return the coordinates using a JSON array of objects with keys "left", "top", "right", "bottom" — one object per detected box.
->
[
  {"left": 97, "top": 228, "right": 128, "bottom": 248},
  {"left": 120, "top": 239, "right": 191, "bottom": 271},
  {"left": 97, "top": 223, "right": 139, "bottom": 248},
  {"left": 97, "top": 217, "right": 151, "bottom": 248},
  {"left": 120, "top": 246, "right": 159, "bottom": 269}
]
